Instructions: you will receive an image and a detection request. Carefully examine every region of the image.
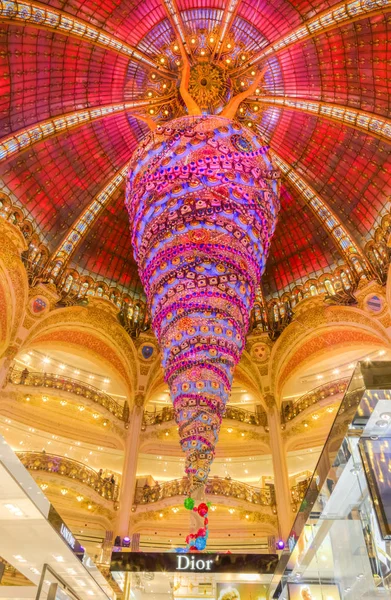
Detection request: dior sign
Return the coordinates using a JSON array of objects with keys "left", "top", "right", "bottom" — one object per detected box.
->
[{"left": 176, "top": 555, "right": 213, "bottom": 571}]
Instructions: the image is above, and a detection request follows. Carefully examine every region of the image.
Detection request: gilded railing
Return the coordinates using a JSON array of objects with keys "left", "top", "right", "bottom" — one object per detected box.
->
[
  {"left": 8, "top": 367, "right": 129, "bottom": 422},
  {"left": 17, "top": 451, "right": 119, "bottom": 502},
  {"left": 134, "top": 476, "right": 275, "bottom": 507},
  {"left": 290, "top": 478, "right": 311, "bottom": 509},
  {"left": 281, "top": 378, "right": 349, "bottom": 423},
  {"left": 142, "top": 405, "right": 266, "bottom": 428}
]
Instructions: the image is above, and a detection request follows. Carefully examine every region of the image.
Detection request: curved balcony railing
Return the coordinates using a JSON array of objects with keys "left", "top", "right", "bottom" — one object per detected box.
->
[
  {"left": 281, "top": 378, "right": 349, "bottom": 423},
  {"left": 290, "top": 478, "right": 311, "bottom": 509},
  {"left": 134, "top": 477, "right": 275, "bottom": 507},
  {"left": 8, "top": 367, "right": 129, "bottom": 423},
  {"left": 142, "top": 405, "right": 266, "bottom": 429},
  {"left": 16, "top": 451, "right": 119, "bottom": 502}
]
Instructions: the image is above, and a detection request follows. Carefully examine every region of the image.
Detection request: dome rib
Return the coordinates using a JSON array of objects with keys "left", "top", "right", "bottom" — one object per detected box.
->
[
  {"left": 0, "top": 97, "right": 175, "bottom": 163},
  {"left": 269, "top": 148, "right": 373, "bottom": 274},
  {"left": 254, "top": 98, "right": 391, "bottom": 145},
  {"left": 0, "top": 0, "right": 174, "bottom": 75},
  {"left": 47, "top": 161, "right": 130, "bottom": 274},
  {"left": 235, "top": 0, "right": 391, "bottom": 74}
]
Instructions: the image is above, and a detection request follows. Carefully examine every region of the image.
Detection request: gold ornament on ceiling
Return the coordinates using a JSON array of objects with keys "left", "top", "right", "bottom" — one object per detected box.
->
[{"left": 188, "top": 62, "right": 229, "bottom": 111}]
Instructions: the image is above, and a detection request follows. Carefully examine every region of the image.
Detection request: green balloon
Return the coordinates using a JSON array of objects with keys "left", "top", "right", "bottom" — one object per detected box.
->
[
  {"left": 184, "top": 497, "right": 195, "bottom": 510},
  {"left": 207, "top": 502, "right": 212, "bottom": 508}
]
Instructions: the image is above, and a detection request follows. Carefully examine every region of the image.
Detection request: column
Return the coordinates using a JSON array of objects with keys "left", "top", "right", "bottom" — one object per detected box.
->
[
  {"left": 267, "top": 403, "right": 292, "bottom": 542},
  {"left": 0, "top": 344, "right": 19, "bottom": 389},
  {"left": 116, "top": 399, "right": 144, "bottom": 538}
]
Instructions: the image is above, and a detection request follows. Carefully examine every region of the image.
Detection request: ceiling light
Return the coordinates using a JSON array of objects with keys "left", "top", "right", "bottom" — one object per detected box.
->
[
  {"left": 42, "top": 357, "right": 51, "bottom": 364},
  {"left": 316, "top": 374, "right": 324, "bottom": 380},
  {"left": 88, "top": 504, "right": 92, "bottom": 510},
  {"left": 42, "top": 396, "right": 48, "bottom": 402},
  {"left": 227, "top": 428, "right": 233, "bottom": 433},
  {"left": 159, "top": 513, "right": 163, "bottom": 517},
  {"left": 53, "top": 556, "right": 64, "bottom": 563},
  {"left": 200, "top": 50, "right": 205, "bottom": 55},
  {"left": 13, "top": 555, "right": 27, "bottom": 563},
  {"left": 378, "top": 350, "right": 386, "bottom": 356},
  {"left": 74, "top": 370, "right": 80, "bottom": 375},
  {"left": 173, "top": 45, "right": 179, "bottom": 51},
  {"left": 332, "top": 368, "right": 340, "bottom": 375},
  {"left": 60, "top": 400, "right": 67, "bottom": 406},
  {"left": 227, "top": 43, "right": 232, "bottom": 49},
  {"left": 151, "top": 73, "right": 156, "bottom": 79},
  {"left": 241, "top": 54, "right": 246, "bottom": 60},
  {"left": 191, "top": 38, "right": 196, "bottom": 44},
  {"left": 40, "top": 483, "right": 48, "bottom": 491},
  {"left": 240, "top": 81, "right": 245, "bottom": 86},
  {"left": 160, "top": 57, "right": 165, "bottom": 63},
  {"left": 253, "top": 105, "right": 259, "bottom": 111},
  {"left": 228, "top": 508, "right": 235, "bottom": 514},
  {"left": 226, "top": 58, "right": 231, "bottom": 64},
  {"left": 30, "top": 567, "right": 40, "bottom": 575},
  {"left": 209, "top": 37, "right": 214, "bottom": 43},
  {"left": 245, "top": 514, "right": 249, "bottom": 519},
  {"left": 251, "top": 70, "right": 256, "bottom": 76},
  {"left": 255, "top": 88, "right": 260, "bottom": 94},
  {"left": 103, "top": 378, "right": 110, "bottom": 383},
  {"left": 348, "top": 363, "right": 354, "bottom": 369},
  {"left": 76, "top": 496, "right": 83, "bottom": 502},
  {"left": 59, "top": 364, "right": 65, "bottom": 370},
  {"left": 4, "top": 503, "right": 23, "bottom": 516},
  {"left": 61, "top": 489, "right": 68, "bottom": 495},
  {"left": 88, "top": 375, "right": 94, "bottom": 380},
  {"left": 163, "top": 83, "right": 167, "bottom": 89}
]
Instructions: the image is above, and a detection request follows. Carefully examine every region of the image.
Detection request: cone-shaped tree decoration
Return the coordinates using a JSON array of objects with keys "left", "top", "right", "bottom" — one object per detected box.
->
[{"left": 126, "top": 115, "right": 280, "bottom": 545}]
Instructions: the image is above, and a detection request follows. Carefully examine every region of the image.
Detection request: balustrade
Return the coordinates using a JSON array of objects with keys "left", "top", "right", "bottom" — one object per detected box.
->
[
  {"left": 142, "top": 405, "right": 265, "bottom": 428},
  {"left": 290, "top": 478, "right": 311, "bottom": 509},
  {"left": 134, "top": 476, "right": 275, "bottom": 507},
  {"left": 8, "top": 367, "right": 129, "bottom": 422},
  {"left": 17, "top": 451, "right": 119, "bottom": 502},
  {"left": 281, "top": 378, "right": 349, "bottom": 423}
]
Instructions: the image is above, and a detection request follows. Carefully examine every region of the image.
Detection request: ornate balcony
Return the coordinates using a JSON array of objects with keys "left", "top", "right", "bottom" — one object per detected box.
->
[
  {"left": 8, "top": 367, "right": 129, "bottom": 422},
  {"left": 134, "top": 476, "right": 275, "bottom": 507},
  {"left": 16, "top": 451, "right": 119, "bottom": 502},
  {"left": 290, "top": 478, "right": 311, "bottom": 510},
  {"left": 281, "top": 378, "right": 349, "bottom": 423},
  {"left": 142, "top": 405, "right": 266, "bottom": 429}
]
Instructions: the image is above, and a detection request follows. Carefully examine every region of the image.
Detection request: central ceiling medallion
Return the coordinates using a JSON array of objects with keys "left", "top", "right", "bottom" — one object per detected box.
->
[{"left": 188, "top": 62, "right": 229, "bottom": 111}]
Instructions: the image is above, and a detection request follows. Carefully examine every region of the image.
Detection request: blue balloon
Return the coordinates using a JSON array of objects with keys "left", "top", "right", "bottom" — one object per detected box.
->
[
  {"left": 175, "top": 547, "right": 187, "bottom": 553},
  {"left": 195, "top": 537, "right": 207, "bottom": 550}
]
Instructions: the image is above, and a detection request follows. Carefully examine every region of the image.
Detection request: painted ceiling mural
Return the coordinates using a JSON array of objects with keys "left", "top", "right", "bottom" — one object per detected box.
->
[{"left": 1, "top": 0, "right": 391, "bottom": 323}]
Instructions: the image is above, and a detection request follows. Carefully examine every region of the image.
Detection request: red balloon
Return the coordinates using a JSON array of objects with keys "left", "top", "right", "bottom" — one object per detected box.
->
[
  {"left": 204, "top": 517, "right": 209, "bottom": 525},
  {"left": 198, "top": 503, "right": 208, "bottom": 517},
  {"left": 197, "top": 528, "right": 206, "bottom": 537}
]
